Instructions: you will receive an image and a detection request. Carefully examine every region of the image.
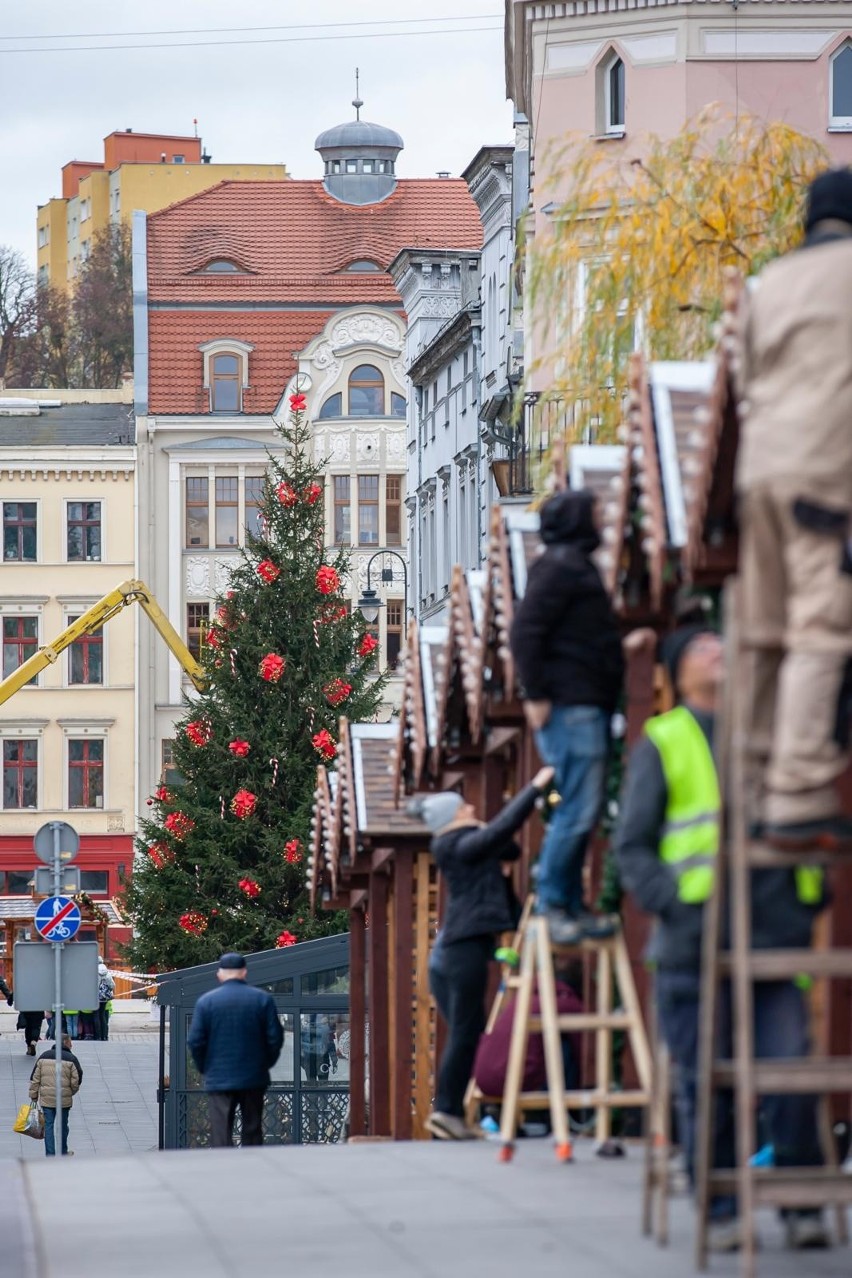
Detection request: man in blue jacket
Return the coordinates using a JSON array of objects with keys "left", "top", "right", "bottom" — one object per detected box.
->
[{"left": 188, "top": 952, "right": 284, "bottom": 1147}]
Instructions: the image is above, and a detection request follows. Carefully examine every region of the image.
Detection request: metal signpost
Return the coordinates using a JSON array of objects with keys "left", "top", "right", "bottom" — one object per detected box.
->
[{"left": 33, "top": 821, "right": 80, "bottom": 1144}]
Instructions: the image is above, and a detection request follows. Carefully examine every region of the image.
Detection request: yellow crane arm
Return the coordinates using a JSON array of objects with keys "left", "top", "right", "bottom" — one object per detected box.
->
[{"left": 0, "top": 579, "right": 205, "bottom": 706}]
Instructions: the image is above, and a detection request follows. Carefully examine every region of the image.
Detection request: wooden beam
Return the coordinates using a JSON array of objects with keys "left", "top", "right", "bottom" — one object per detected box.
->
[
  {"left": 367, "top": 872, "right": 391, "bottom": 1136},
  {"left": 348, "top": 908, "right": 367, "bottom": 1139},
  {"left": 392, "top": 849, "right": 415, "bottom": 1140}
]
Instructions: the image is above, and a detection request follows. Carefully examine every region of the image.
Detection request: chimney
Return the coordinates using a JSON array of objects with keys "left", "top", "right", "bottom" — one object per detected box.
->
[
  {"left": 437, "top": 171, "right": 451, "bottom": 179},
  {"left": 201, "top": 150, "right": 212, "bottom": 164},
  {"left": 126, "top": 127, "right": 133, "bottom": 133}
]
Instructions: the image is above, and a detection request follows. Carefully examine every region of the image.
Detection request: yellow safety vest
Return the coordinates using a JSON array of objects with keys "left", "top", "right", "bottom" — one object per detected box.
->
[{"left": 644, "top": 707, "right": 823, "bottom": 907}]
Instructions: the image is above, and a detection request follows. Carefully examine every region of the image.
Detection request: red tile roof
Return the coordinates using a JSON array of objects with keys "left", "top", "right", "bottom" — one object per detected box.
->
[{"left": 147, "top": 178, "right": 482, "bottom": 413}]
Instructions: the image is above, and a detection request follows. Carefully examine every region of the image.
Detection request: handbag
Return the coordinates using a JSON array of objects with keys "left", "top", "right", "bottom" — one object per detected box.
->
[{"left": 13, "top": 1101, "right": 44, "bottom": 1140}]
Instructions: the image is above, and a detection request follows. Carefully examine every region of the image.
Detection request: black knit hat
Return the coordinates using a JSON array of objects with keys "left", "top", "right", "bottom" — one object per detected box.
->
[
  {"left": 805, "top": 169, "right": 852, "bottom": 233},
  {"left": 660, "top": 625, "right": 716, "bottom": 696}
]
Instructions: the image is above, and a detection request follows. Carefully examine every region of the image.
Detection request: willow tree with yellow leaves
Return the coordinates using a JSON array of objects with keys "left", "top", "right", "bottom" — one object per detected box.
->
[{"left": 526, "top": 109, "right": 828, "bottom": 444}]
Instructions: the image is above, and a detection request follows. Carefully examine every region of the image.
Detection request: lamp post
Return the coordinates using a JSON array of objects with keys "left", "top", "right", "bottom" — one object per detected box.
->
[{"left": 355, "top": 550, "right": 409, "bottom": 626}]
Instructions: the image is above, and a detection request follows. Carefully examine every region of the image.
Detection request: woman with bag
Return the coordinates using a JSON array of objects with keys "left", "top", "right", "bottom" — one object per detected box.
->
[
  {"left": 409, "top": 766, "right": 555, "bottom": 1140},
  {"left": 28, "top": 1034, "right": 82, "bottom": 1156}
]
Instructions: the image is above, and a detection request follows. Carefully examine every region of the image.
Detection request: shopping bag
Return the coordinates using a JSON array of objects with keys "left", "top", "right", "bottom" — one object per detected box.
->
[{"left": 13, "top": 1101, "right": 44, "bottom": 1140}]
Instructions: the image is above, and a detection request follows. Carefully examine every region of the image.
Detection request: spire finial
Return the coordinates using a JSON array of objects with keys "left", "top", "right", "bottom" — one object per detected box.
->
[{"left": 352, "top": 68, "right": 363, "bottom": 121}]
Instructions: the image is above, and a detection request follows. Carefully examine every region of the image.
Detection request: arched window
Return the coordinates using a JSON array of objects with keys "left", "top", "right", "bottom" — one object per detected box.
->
[
  {"left": 605, "top": 55, "right": 625, "bottom": 133},
  {"left": 318, "top": 393, "right": 343, "bottom": 420},
  {"left": 831, "top": 43, "right": 852, "bottom": 128},
  {"left": 211, "top": 354, "right": 240, "bottom": 413},
  {"left": 202, "top": 259, "right": 242, "bottom": 273},
  {"left": 391, "top": 392, "right": 407, "bottom": 418},
  {"left": 348, "top": 364, "right": 384, "bottom": 416}
]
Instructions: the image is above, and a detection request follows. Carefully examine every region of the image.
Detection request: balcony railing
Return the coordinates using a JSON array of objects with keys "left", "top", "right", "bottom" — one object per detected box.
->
[{"left": 507, "top": 394, "right": 572, "bottom": 496}]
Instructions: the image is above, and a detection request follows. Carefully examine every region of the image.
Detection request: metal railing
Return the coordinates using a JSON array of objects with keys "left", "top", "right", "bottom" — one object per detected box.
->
[{"left": 507, "top": 394, "right": 572, "bottom": 496}]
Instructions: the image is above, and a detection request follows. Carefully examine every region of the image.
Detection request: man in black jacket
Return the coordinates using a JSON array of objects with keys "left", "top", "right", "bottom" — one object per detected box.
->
[
  {"left": 188, "top": 952, "right": 284, "bottom": 1147},
  {"left": 510, "top": 488, "right": 624, "bottom": 943},
  {"left": 615, "top": 626, "right": 829, "bottom": 1252},
  {"left": 411, "top": 767, "right": 554, "bottom": 1140}
]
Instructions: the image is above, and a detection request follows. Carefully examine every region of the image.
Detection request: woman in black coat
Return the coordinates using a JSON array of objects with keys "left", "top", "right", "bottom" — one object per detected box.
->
[
  {"left": 411, "top": 766, "right": 554, "bottom": 1140},
  {"left": 17, "top": 1010, "right": 43, "bottom": 1056}
]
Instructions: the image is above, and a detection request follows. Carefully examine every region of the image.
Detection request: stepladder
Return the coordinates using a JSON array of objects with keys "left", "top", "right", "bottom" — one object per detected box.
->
[
  {"left": 694, "top": 579, "right": 852, "bottom": 1276},
  {"left": 642, "top": 1011, "right": 673, "bottom": 1246},
  {"left": 474, "top": 906, "right": 652, "bottom": 1163}
]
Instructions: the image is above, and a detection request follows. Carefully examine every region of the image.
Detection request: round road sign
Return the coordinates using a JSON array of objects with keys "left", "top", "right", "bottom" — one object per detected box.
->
[
  {"left": 33, "top": 821, "right": 80, "bottom": 866},
  {"left": 34, "top": 896, "right": 82, "bottom": 943}
]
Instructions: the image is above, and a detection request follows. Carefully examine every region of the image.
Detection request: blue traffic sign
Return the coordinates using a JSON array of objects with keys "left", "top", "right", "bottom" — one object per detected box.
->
[{"left": 34, "top": 896, "right": 81, "bottom": 943}]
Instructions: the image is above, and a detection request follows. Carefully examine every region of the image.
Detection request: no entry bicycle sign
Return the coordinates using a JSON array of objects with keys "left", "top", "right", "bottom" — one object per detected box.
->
[{"left": 34, "top": 896, "right": 81, "bottom": 943}]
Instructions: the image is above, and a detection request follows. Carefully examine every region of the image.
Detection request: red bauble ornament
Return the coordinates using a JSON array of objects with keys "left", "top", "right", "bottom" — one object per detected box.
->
[
  {"left": 155, "top": 785, "right": 171, "bottom": 803},
  {"left": 165, "top": 811, "right": 195, "bottom": 841},
  {"left": 358, "top": 633, "right": 379, "bottom": 658},
  {"left": 178, "top": 911, "right": 207, "bottom": 935},
  {"left": 228, "top": 739, "right": 251, "bottom": 758},
  {"left": 256, "top": 559, "right": 280, "bottom": 584},
  {"left": 230, "top": 789, "right": 257, "bottom": 820},
  {"left": 275, "top": 930, "right": 297, "bottom": 948},
  {"left": 276, "top": 481, "right": 297, "bottom": 507},
  {"left": 238, "top": 876, "right": 261, "bottom": 899},
  {"left": 316, "top": 565, "right": 340, "bottom": 595},
  {"left": 284, "top": 838, "right": 302, "bottom": 864},
  {"left": 185, "top": 719, "right": 212, "bottom": 747},
  {"left": 323, "top": 678, "right": 353, "bottom": 707},
  {"left": 303, "top": 482, "right": 323, "bottom": 505},
  {"left": 312, "top": 729, "right": 337, "bottom": 761},
  {"left": 289, "top": 392, "right": 307, "bottom": 412},
  {"left": 259, "top": 652, "right": 286, "bottom": 683}
]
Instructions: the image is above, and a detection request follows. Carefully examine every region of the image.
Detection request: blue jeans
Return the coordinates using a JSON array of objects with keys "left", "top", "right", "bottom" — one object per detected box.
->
[
  {"left": 65, "top": 1014, "right": 78, "bottom": 1038},
  {"left": 43, "top": 1106, "right": 70, "bottom": 1156},
  {"left": 534, "top": 705, "right": 609, "bottom": 914},
  {"left": 656, "top": 971, "right": 822, "bottom": 1220}
]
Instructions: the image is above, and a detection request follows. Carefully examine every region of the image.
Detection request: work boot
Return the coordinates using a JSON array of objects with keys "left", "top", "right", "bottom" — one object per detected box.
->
[
  {"left": 706, "top": 1218, "right": 746, "bottom": 1253},
  {"left": 577, "top": 913, "right": 619, "bottom": 941},
  {"left": 425, "top": 1111, "right": 479, "bottom": 1141},
  {"left": 764, "top": 816, "right": 852, "bottom": 851},
  {"left": 543, "top": 909, "right": 584, "bottom": 947},
  {"left": 785, "top": 1213, "right": 831, "bottom": 1250}
]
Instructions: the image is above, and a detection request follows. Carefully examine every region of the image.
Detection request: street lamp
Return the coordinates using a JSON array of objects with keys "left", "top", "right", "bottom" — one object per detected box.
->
[{"left": 355, "top": 550, "right": 409, "bottom": 624}]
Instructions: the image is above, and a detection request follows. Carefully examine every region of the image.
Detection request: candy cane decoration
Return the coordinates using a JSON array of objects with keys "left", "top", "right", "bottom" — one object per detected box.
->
[
  {"left": 230, "top": 649, "right": 237, "bottom": 676},
  {"left": 313, "top": 619, "right": 320, "bottom": 648},
  {"left": 307, "top": 706, "right": 316, "bottom": 732},
  {"left": 219, "top": 795, "right": 225, "bottom": 819},
  {"left": 269, "top": 757, "right": 279, "bottom": 786}
]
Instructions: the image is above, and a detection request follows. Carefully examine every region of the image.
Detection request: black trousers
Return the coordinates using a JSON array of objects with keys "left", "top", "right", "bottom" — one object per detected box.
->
[
  {"left": 429, "top": 935, "right": 493, "bottom": 1117},
  {"left": 207, "top": 1087, "right": 266, "bottom": 1147}
]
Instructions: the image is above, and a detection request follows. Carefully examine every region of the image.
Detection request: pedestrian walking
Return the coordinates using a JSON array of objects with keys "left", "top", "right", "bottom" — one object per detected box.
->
[
  {"left": 28, "top": 1034, "right": 83, "bottom": 1157},
  {"left": 510, "top": 488, "right": 624, "bottom": 943},
  {"left": 0, "top": 975, "right": 12, "bottom": 1006},
  {"left": 96, "top": 958, "right": 114, "bottom": 1041},
  {"left": 736, "top": 168, "right": 852, "bottom": 850},
  {"left": 411, "top": 767, "right": 554, "bottom": 1140},
  {"left": 188, "top": 952, "right": 284, "bottom": 1147},
  {"left": 18, "top": 1010, "right": 43, "bottom": 1055},
  {"left": 614, "top": 624, "right": 830, "bottom": 1251}
]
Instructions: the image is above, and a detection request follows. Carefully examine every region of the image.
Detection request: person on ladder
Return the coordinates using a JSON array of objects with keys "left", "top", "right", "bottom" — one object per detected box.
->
[
  {"left": 736, "top": 168, "right": 852, "bottom": 850},
  {"left": 510, "top": 488, "right": 624, "bottom": 944},
  {"left": 615, "top": 623, "right": 830, "bottom": 1252},
  {"left": 409, "top": 766, "right": 555, "bottom": 1141}
]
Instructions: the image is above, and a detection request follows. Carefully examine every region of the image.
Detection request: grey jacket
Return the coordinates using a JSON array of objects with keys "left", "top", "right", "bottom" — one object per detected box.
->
[{"left": 615, "top": 707, "right": 825, "bottom": 971}]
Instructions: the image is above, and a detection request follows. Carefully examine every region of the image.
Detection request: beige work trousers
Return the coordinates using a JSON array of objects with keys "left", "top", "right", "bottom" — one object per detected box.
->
[{"left": 740, "top": 483, "right": 852, "bottom": 825}]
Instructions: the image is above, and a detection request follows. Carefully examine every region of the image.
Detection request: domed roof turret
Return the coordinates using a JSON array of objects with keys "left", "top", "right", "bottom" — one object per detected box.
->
[
  {"left": 315, "top": 119, "right": 404, "bottom": 153},
  {"left": 315, "top": 79, "right": 403, "bottom": 206}
]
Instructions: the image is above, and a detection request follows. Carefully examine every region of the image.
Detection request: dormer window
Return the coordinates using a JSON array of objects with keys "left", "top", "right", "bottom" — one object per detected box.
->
[
  {"left": 199, "top": 339, "right": 254, "bottom": 414},
  {"left": 345, "top": 260, "right": 382, "bottom": 273},
  {"left": 202, "top": 259, "right": 242, "bottom": 274},
  {"left": 830, "top": 42, "right": 852, "bottom": 129}
]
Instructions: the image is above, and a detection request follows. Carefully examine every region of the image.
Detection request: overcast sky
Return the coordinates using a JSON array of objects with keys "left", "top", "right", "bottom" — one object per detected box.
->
[{"left": 0, "top": 1, "right": 512, "bottom": 269}]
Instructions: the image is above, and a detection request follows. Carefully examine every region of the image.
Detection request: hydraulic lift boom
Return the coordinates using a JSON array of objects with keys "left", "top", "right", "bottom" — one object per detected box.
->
[{"left": 0, "top": 579, "right": 204, "bottom": 705}]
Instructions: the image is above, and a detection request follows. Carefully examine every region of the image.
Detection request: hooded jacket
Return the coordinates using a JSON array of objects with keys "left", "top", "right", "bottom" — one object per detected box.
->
[
  {"left": 510, "top": 489, "right": 624, "bottom": 709},
  {"left": 29, "top": 1049, "right": 82, "bottom": 1109}
]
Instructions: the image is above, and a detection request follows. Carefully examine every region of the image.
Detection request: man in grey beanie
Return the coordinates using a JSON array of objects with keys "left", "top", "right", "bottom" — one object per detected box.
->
[
  {"left": 737, "top": 167, "right": 852, "bottom": 850},
  {"left": 410, "top": 766, "right": 554, "bottom": 1140}
]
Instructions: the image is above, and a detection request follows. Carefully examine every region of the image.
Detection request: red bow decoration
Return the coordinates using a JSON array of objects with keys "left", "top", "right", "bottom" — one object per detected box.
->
[
  {"left": 312, "top": 729, "right": 337, "bottom": 761},
  {"left": 178, "top": 911, "right": 207, "bottom": 935},
  {"left": 185, "top": 719, "right": 213, "bottom": 746},
  {"left": 358, "top": 633, "right": 378, "bottom": 658},
  {"left": 238, "top": 876, "right": 261, "bottom": 898},
  {"left": 230, "top": 789, "right": 257, "bottom": 820},
  {"left": 165, "top": 811, "right": 195, "bottom": 841},
  {"left": 275, "top": 930, "right": 298, "bottom": 948},
  {"left": 284, "top": 838, "right": 302, "bottom": 864},
  {"left": 277, "top": 482, "right": 297, "bottom": 507},
  {"left": 228, "top": 739, "right": 250, "bottom": 758},
  {"left": 256, "top": 559, "right": 280, "bottom": 584},
  {"left": 316, "top": 565, "right": 340, "bottom": 595},
  {"left": 259, "top": 653, "right": 286, "bottom": 683}
]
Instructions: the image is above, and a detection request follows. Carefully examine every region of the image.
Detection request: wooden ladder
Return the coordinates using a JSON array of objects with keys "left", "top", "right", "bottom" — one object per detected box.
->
[
  {"left": 477, "top": 904, "right": 652, "bottom": 1163},
  {"left": 694, "top": 581, "right": 852, "bottom": 1275}
]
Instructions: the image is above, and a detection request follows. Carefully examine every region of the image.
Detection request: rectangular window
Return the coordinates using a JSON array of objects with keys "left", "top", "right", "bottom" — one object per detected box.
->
[
  {"left": 68, "top": 738, "right": 104, "bottom": 809},
  {"left": 8, "top": 869, "right": 34, "bottom": 894},
  {"left": 245, "top": 476, "right": 264, "bottom": 540},
  {"left": 80, "top": 870, "right": 109, "bottom": 894},
  {"left": 358, "top": 475, "right": 379, "bottom": 545},
  {"left": 186, "top": 603, "right": 210, "bottom": 660},
  {"left": 386, "top": 476, "right": 402, "bottom": 546},
  {"left": 185, "top": 478, "right": 209, "bottom": 547},
  {"left": 161, "top": 739, "right": 175, "bottom": 770},
  {"left": 3, "top": 740, "right": 38, "bottom": 809},
  {"left": 68, "top": 617, "right": 103, "bottom": 685},
  {"left": 215, "top": 476, "right": 239, "bottom": 547},
  {"left": 387, "top": 599, "right": 403, "bottom": 671},
  {"left": 3, "top": 502, "right": 37, "bottom": 562},
  {"left": 67, "top": 501, "right": 102, "bottom": 561},
  {"left": 333, "top": 476, "right": 351, "bottom": 545},
  {"left": 2, "top": 616, "right": 38, "bottom": 682}
]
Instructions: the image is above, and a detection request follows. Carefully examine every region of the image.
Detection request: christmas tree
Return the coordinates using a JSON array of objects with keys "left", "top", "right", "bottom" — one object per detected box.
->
[{"left": 123, "top": 393, "right": 386, "bottom": 970}]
